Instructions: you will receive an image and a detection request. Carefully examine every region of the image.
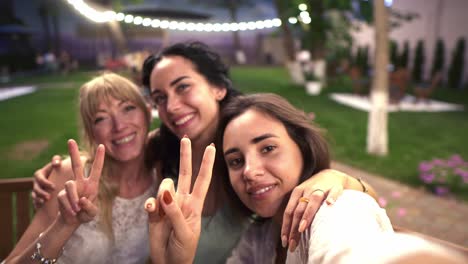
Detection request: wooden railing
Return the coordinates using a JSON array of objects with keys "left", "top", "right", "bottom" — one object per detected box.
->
[{"left": 0, "top": 177, "right": 33, "bottom": 260}]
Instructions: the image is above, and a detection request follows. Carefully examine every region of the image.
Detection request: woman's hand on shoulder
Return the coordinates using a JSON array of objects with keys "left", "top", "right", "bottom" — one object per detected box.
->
[
  {"left": 32, "top": 155, "right": 63, "bottom": 209},
  {"left": 281, "top": 169, "right": 349, "bottom": 252}
]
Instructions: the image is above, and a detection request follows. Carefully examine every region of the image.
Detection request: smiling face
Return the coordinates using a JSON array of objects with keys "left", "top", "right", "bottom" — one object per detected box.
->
[
  {"left": 149, "top": 55, "right": 226, "bottom": 143},
  {"left": 223, "top": 109, "right": 304, "bottom": 218},
  {"left": 91, "top": 97, "right": 149, "bottom": 162}
]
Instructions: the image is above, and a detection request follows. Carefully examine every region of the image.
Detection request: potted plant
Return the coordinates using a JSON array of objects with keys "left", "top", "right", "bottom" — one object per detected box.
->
[{"left": 304, "top": 71, "right": 322, "bottom": 95}]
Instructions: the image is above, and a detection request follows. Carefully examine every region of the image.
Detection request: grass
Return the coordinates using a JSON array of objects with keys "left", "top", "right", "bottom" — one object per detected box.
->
[
  {"left": 1, "top": 67, "right": 467, "bottom": 199},
  {"left": 231, "top": 66, "right": 468, "bottom": 200}
]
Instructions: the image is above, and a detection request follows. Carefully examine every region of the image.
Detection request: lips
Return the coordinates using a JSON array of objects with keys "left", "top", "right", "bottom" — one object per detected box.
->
[
  {"left": 247, "top": 184, "right": 276, "bottom": 197},
  {"left": 173, "top": 113, "right": 195, "bottom": 127},
  {"left": 113, "top": 133, "right": 136, "bottom": 145}
]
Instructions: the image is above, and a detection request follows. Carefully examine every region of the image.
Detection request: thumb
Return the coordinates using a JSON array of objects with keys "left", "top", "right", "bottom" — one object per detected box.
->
[
  {"left": 145, "top": 197, "right": 164, "bottom": 222},
  {"left": 160, "top": 191, "right": 193, "bottom": 241}
]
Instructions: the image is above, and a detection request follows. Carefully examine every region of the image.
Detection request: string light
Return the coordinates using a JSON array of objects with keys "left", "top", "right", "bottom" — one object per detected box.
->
[
  {"left": 66, "top": 0, "right": 282, "bottom": 32},
  {"left": 298, "top": 3, "right": 307, "bottom": 11}
]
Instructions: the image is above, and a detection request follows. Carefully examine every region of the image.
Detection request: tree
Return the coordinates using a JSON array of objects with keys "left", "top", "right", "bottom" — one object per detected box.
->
[
  {"left": 273, "top": 0, "right": 303, "bottom": 84},
  {"left": 448, "top": 38, "right": 465, "bottom": 89},
  {"left": 430, "top": 38, "right": 445, "bottom": 79},
  {"left": 190, "top": 0, "right": 255, "bottom": 62},
  {"left": 412, "top": 40, "right": 425, "bottom": 83},
  {"left": 90, "top": 0, "right": 135, "bottom": 55},
  {"left": 390, "top": 40, "right": 398, "bottom": 67},
  {"left": 399, "top": 41, "right": 409, "bottom": 68},
  {"left": 366, "top": 0, "right": 389, "bottom": 156},
  {"left": 273, "top": 0, "right": 296, "bottom": 61},
  {"left": 38, "top": 0, "right": 52, "bottom": 52}
]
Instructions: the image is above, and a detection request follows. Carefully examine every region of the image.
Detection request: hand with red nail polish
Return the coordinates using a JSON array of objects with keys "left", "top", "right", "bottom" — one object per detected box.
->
[{"left": 146, "top": 137, "right": 216, "bottom": 264}]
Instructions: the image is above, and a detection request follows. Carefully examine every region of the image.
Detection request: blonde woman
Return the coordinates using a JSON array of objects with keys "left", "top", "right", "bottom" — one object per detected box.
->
[{"left": 4, "top": 73, "right": 156, "bottom": 263}]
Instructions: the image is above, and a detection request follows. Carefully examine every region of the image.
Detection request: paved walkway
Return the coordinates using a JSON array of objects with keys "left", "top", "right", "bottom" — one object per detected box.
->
[{"left": 331, "top": 161, "right": 468, "bottom": 247}]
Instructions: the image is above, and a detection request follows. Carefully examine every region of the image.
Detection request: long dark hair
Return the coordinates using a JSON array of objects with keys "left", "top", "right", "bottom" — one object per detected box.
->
[
  {"left": 142, "top": 41, "right": 242, "bottom": 179},
  {"left": 216, "top": 93, "right": 331, "bottom": 216}
]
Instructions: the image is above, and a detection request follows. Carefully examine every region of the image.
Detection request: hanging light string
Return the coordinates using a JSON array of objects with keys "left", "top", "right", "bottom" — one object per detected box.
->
[{"left": 66, "top": 0, "right": 283, "bottom": 32}]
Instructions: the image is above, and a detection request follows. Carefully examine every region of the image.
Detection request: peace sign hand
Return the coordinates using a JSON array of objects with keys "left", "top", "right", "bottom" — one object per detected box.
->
[
  {"left": 57, "top": 139, "right": 105, "bottom": 226},
  {"left": 145, "top": 137, "right": 216, "bottom": 264}
]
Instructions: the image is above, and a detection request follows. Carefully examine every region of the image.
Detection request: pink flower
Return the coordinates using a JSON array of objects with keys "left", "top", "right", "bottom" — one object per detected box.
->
[
  {"left": 418, "top": 162, "right": 433, "bottom": 172},
  {"left": 307, "top": 112, "right": 316, "bottom": 121},
  {"left": 434, "top": 186, "right": 449, "bottom": 196},
  {"left": 378, "top": 197, "right": 387, "bottom": 207},
  {"left": 391, "top": 191, "right": 401, "bottom": 198},
  {"left": 397, "top": 208, "right": 407, "bottom": 217},
  {"left": 420, "top": 173, "right": 435, "bottom": 183},
  {"left": 450, "top": 154, "right": 463, "bottom": 164}
]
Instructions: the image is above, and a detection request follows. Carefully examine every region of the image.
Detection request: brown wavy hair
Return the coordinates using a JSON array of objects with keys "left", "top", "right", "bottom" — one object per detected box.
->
[{"left": 216, "top": 93, "right": 330, "bottom": 216}]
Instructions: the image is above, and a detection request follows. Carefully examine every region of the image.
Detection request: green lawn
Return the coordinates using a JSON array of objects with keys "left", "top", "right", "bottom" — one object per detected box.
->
[{"left": 1, "top": 68, "right": 467, "bottom": 199}]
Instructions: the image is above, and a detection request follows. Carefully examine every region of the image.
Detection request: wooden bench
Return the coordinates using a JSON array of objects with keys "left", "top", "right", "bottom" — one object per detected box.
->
[{"left": 0, "top": 177, "right": 33, "bottom": 260}]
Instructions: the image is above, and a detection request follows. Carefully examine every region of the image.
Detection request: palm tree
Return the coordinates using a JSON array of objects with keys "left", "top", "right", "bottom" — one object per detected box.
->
[{"left": 366, "top": 0, "right": 389, "bottom": 156}]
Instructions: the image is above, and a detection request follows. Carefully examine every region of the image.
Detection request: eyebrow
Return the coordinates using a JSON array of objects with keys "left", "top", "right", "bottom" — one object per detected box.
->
[
  {"left": 252, "top": 133, "right": 276, "bottom": 144},
  {"left": 223, "top": 133, "right": 277, "bottom": 156},
  {"left": 96, "top": 99, "right": 127, "bottom": 112},
  {"left": 150, "top": 76, "right": 189, "bottom": 97}
]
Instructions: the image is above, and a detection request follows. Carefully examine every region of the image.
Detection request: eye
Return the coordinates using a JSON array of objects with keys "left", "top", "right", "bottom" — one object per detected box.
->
[
  {"left": 261, "top": 145, "right": 276, "bottom": 154},
  {"left": 176, "top": 83, "right": 190, "bottom": 92},
  {"left": 227, "top": 157, "right": 244, "bottom": 169},
  {"left": 94, "top": 116, "right": 104, "bottom": 124},
  {"left": 152, "top": 94, "right": 167, "bottom": 106},
  {"left": 124, "top": 105, "right": 136, "bottom": 112}
]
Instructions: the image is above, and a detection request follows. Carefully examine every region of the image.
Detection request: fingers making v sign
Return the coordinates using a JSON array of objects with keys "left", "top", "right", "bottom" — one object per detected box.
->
[
  {"left": 145, "top": 137, "right": 216, "bottom": 264},
  {"left": 57, "top": 139, "right": 105, "bottom": 225}
]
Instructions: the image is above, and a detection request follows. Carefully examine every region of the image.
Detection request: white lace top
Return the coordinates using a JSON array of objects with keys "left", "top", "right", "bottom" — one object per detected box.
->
[{"left": 58, "top": 184, "right": 155, "bottom": 264}]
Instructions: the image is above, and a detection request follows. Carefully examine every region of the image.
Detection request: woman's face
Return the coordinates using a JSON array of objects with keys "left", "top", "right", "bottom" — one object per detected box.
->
[
  {"left": 223, "top": 109, "right": 303, "bottom": 218},
  {"left": 92, "top": 96, "right": 148, "bottom": 162},
  {"left": 149, "top": 56, "right": 226, "bottom": 142}
]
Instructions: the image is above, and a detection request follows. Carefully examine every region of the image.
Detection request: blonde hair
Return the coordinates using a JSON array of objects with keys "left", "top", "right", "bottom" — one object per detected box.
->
[{"left": 78, "top": 72, "right": 151, "bottom": 239}]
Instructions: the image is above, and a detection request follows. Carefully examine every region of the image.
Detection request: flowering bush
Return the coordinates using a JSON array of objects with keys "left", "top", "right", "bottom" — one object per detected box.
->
[{"left": 418, "top": 155, "right": 468, "bottom": 196}]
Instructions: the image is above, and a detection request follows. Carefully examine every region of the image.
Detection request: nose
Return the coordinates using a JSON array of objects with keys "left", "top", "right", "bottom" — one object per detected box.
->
[
  {"left": 112, "top": 115, "right": 127, "bottom": 132},
  {"left": 243, "top": 154, "right": 264, "bottom": 181},
  {"left": 166, "top": 94, "right": 182, "bottom": 114}
]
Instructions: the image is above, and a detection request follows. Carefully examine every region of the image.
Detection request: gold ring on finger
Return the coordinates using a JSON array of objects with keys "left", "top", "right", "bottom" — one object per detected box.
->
[
  {"left": 299, "top": 197, "right": 310, "bottom": 203},
  {"left": 312, "top": 189, "right": 325, "bottom": 195}
]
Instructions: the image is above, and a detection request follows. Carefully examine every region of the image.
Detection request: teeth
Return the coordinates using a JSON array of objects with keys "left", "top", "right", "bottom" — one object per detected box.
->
[
  {"left": 175, "top": 114, "right": 194, "bottom": 126},
  {"left": 253, "top": 185, "right": 274, "bottom": 195},
  {"left": 115, "top": 134, "right": 135, "bottom": 145}
]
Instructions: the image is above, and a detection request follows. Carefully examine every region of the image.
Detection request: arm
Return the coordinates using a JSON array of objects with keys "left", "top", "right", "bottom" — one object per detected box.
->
[
  {"left": 281, "top": 169, "right": 378, "bottom": 251},
  {"left": 306, "top": 190, "right": 393, "bottom": 263},
  {"left": 5, "top": 159, "right": 74, "bottom": 263},
  {"left": 5, "top": 140, "right": 104, "bottom": 263},
  {"left": 305, "top": 191, "right": 466, "bottom": 264}
]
